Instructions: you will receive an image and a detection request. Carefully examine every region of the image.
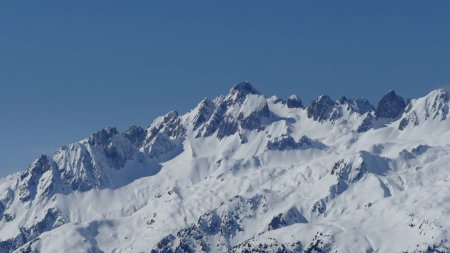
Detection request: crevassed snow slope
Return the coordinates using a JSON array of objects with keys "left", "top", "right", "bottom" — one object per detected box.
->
[{"left": 1, "top": 82, "right": 449, "bottom": 253}]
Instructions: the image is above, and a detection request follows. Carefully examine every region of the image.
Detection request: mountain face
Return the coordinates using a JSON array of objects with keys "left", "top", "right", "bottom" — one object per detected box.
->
[
  {"left": 1, "top": 83, "right": 450, "bottom": 253},
  {"left": 375, "top": 90, "right": 406, "bottom": 119}
]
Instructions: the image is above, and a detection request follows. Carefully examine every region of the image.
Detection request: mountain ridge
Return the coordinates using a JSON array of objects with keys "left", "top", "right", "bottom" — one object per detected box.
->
[{"left": 1, "top": 82, "right": 450, "bottom": 253}]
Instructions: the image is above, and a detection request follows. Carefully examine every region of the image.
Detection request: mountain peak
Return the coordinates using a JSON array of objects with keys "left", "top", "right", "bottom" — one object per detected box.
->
[
  {"left": 193, "top": 98, "right": 215, "bottom": 130},
  {"left": 31, "top": 154, "right": 52, "bottom": 169},
  {"left": 230, "top": 81, "right": 260, "bottom": 94},
  {"left": 399, "top": 88, "right": 450, "bottom": 129},
  {"left": 375, "top": 90, "right": 406, "bottom": 118},
  {"left": 337, "top": 96, "right": 349, "bottom": 104},
  {"left": 387, "top": 89, "right": 396, "bottom": 95},
  {"left": 88, "top": 127, "right": 119, "bottom": 146},
  {"left": 123, "top": 125, "right": 146, "bottom": 146},
  {"left": 427, "top": 88, "right": 449, "bottom": 100},
  {"left": 226, "top": 82, "right": 261, "bottom": 104},
  {"left": 338, "top": 96, "right": 374, "bottom": 114},
  {"left": 287, "top": 95, "right": 303, "bottom": 108},
  {"left": 307, "top": 95, "right": 335, "bottom": 121},
  {"left": 4, "top": 85, "right": 450, "bottom": 253}
]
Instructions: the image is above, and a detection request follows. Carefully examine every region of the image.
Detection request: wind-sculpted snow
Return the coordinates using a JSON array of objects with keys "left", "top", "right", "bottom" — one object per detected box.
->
[{"left": 1, "top": 82, "right": 450, "bottom": 252}]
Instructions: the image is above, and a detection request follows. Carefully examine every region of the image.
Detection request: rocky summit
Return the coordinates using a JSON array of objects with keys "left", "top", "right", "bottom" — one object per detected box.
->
[{"left": 1, "top": 82, "right": 450, "bottom": 253}]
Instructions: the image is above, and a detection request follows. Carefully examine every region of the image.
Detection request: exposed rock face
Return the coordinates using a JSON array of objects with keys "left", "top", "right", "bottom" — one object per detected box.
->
[
  {"left": 201, "top": 103, "right": 228, "bottom": 138},
  {"left": 399, "top": 89, "right": 450, "bottom": 130},
  {"left": 426, "top": 89, "right": 450, "bottom": 120},
  {"left": 226, "top": 81, "right": 261, "bottom": 105},
  {"left": 88, "top": 127, "right": 119, "bottom": 147},
  {"left": 307, "top": 95, "right": 335, "bottom": 121},
  {"left": 266, "top": 136, "right": 326, "bottom": 151},
  {"left": 0, "top": 202, "right": 4, "bottom": 222},
  {"left": 306, "top": 95, "right": 375, "bottom": 124},
  {"left": 287, "top": 95, "right": 303, "bottom": 108},
  {"left": 55, "top": 143, "right": 106, "bottom": 192},
  {"left": 18, "top": 155, "right": 56, "bottom": 203},
  {"left": 216, "top": 117, "right": 239, "bottom": 139},
  {"left": 123, "top": 125, "right": 147, "bottom": 147},
  {"left": 399, "top": 112, "right": 419, "bottom": 130},
  {"left": 312, "top": 151, "right": 392, "bottom": 215},
  {"left": 2, "top": 84, "right": 450, "bottom": 253},
  {"left": 152, "top": 195, "right": 268, "bottom": 253},
  {"left": 238, "top": 104, "right": 271, "bottom": 130},
  {"left": 376, "top": 90, "right": 406, "bottom": 119},
  {"left": 193, "top": 98, "right": 215, "bottom": 130},
  {"left": 143, "top": 111, "right": 186, "bottom": 159},
  {"left": 268, "top": 96, "right": 285, "bottom": 104},
  {"left": 267, "top": 207, "right": 308, "bottom": 231},
  {"left": 357, "top": 114, "right": 375, "bottom": 133},
  {"left": 0, "top": 208, "right": 65, "bottom": 253},
  {"left": 337, "top": 96, "right": 374, "bottom": 115},
  {"left": 146, "top": 111, "right": 185, "bottom": 142},
  {"left": 198, "top": 82, "right": 271, "bottom": 139},
  {"left": 233, "top": 240, "right": 304, "bottom": 253}
]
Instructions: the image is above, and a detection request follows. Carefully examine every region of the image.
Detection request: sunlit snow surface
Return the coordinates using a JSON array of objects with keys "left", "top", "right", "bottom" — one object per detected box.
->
[{"left": 1, "top": 83, "right": 450, "bottom": 253}]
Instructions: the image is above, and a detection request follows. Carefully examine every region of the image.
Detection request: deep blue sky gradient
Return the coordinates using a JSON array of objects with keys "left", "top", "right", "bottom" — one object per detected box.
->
[{"left": 1, "top": 1, "right": 450, "bottom": 176}]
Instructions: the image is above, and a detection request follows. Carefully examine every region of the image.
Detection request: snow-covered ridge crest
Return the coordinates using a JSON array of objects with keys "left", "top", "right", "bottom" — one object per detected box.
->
[
  {"left": 1, "top": 82, "right": 450, "bottom": 253},
  {"left": 399, "top": 89, "right": 450, "bottom": 130}
]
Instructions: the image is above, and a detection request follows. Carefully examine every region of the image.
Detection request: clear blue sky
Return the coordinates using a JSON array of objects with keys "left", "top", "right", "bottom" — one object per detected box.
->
[{"left": 1, "top": 1, "right": 450, "bottom": 176}]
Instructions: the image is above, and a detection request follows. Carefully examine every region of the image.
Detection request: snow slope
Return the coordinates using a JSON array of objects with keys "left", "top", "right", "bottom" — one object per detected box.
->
[{"left": 1, "top": 82, "right": 449, "bottom": 253}]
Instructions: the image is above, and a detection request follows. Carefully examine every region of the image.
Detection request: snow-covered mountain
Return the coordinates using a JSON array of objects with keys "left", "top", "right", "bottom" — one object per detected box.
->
[{"left": 1, "top": 82, "right": 450, "bottom": 253}]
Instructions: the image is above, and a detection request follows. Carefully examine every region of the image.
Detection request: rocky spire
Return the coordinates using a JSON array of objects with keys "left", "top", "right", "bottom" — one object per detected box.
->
[{"left": 375, "top": 90, "right": 406, "bottom": 119}]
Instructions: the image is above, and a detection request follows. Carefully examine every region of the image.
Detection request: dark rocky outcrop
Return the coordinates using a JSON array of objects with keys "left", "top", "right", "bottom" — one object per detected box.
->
[
  {"left": 267, "top": 207, "right": 308, "bottom": 231},
  {"left": 199, "top": 82, "right": 270, "bottom": 139},
  {"left": 357, "top": 114, "right": 375, "bottom": 133},
  {"left": 0, "top": 208, "right": 65, "bottom": 253},
  {"left": 267, "top": 136, "right": 326, "bottom": 151},
  {"left": 287, "top": 95, "right": 303, "bottom": 108},
  {"left": 193, "top": 98, "right": 215, "bottom": 130},
  {"left": 375, "top": 90, "right": 406, "bottom": 119},
  {"left": 337, "top": 96, "right": 374, "bottom": 115},
  {"left": 152, "top": 195, "right": 268, "bottom": 253},
  {"left": 143, "top": 111, "right": 186, "bottom": 159},
  {"left": 307, "top": 96, "right": 335, "bottom": 122},
  {"left": 123, "top": 125, "right": 147, "bottom": 147},
  {"left": 226, "top": 82, "right": 261, "bottom": 105},
  {"left": 18, "top": 155, "right": 55, "bottom": 202}
]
